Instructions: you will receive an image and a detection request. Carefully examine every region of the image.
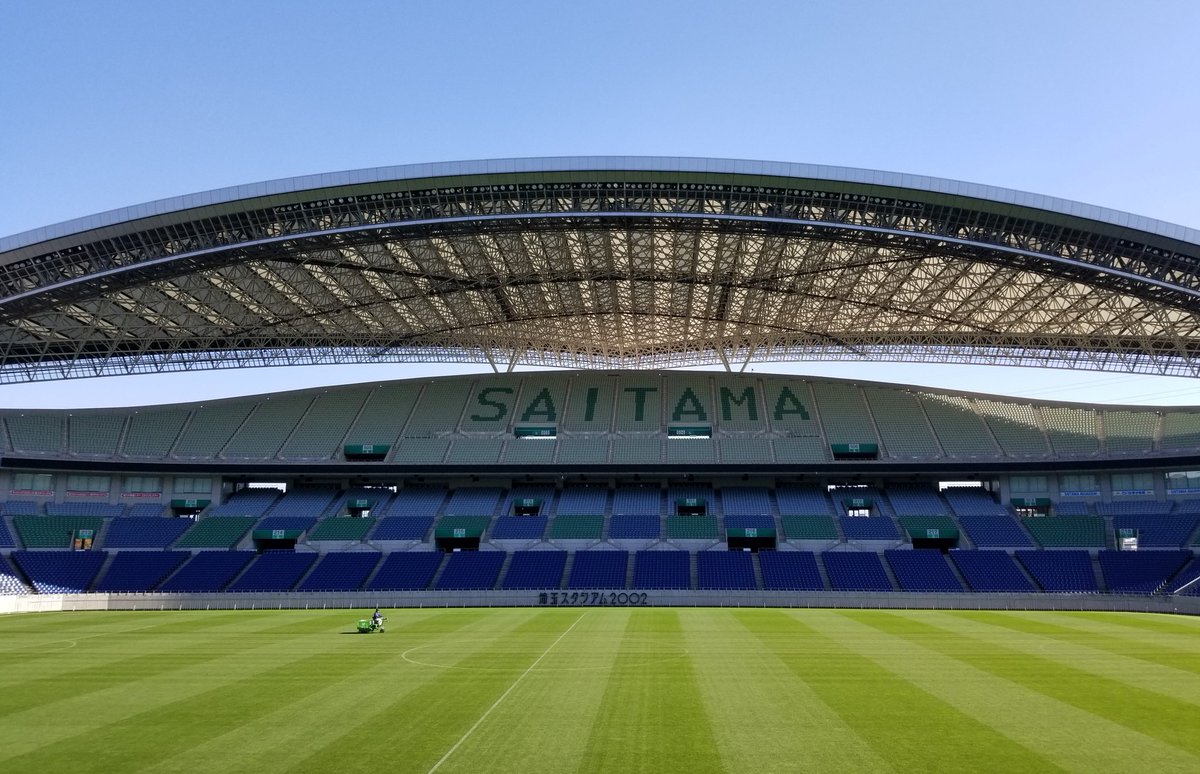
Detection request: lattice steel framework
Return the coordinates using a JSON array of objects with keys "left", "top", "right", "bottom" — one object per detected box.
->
[{"left": 1, "top": 159, "right": 1199, "bottom": 382}]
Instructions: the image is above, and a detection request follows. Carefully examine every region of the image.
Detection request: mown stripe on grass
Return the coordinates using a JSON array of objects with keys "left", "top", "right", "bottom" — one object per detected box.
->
[
  {"left": 692, "top": 609, "right": 891, "bottom": 773},
  {"left": 829, "top": 610, "right": 1199, "bottom": 772},
  {"left": 137, "top": 608, "right": 525, "bottom": 774},
  {"left": 412, "top": 610, "right": 622, "bottom": 774},
  {"left": 284, "top": 609, "right": 588, "bottom": 774},
  {"left": 971, "top": 610, "right": 1200, "bottom": 666},
  {"left": 0, "top": 609, "right": 483, "bottom": 771},
  {"left": 1065, "top": 610, "right": 1200, "bottom": 637},
  {"left": 743, "top": 609, "right": 1057, "bottom": 773},
  {"left": 0, "top": 610, "right": 346, "bottom": 711},
  {"left": 927, "top": 610, "right": 1200, "bottom": 705},
  {"left": 577, "top": 609, "right": 724, "bottom": 774}
]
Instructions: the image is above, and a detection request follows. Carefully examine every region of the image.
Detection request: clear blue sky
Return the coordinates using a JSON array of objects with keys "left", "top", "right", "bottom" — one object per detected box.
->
[{"left": 2, "top": 1, "right": 1199, "bottom": 408}]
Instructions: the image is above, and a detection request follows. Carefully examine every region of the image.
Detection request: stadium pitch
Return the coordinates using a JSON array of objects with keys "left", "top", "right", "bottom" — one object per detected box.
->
[{"left": 0, "top": 608, "right": 1196, "bottom": 773}]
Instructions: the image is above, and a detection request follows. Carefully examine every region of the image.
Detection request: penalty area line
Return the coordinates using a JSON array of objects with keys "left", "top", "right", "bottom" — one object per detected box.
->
[{"left": 426, "top": 612, "right": 586, "bottom": 774}]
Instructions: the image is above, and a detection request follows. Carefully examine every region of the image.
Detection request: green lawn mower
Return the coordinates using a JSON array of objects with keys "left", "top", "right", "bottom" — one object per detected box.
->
[{"left": 356, "top": 616, "right": 386, "bottom": 633}]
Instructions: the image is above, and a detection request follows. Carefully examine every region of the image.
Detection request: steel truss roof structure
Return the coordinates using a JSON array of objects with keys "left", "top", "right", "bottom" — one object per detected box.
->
[{"left": 2, "top": 157, "right": 1199, "bottom": 383}]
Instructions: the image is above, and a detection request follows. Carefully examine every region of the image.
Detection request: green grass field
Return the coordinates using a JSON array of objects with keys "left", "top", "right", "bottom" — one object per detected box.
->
[{"left": 0, "top": 607, "right": 1197, "bottom": 773}]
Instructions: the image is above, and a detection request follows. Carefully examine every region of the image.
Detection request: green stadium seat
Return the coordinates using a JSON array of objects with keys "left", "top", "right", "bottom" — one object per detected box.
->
[
  {"left": 175, "top": 517, "right": 257, "bottom": 549},
  {"left": 781, "top": 515, "right": 839, "bottom": 541},
  {"left": 1022, "top": 516, "right": 1107, "bottom": 548},
  {"left": 549, "top": 515, "right": 605, "bottom": 540},
  {"left": 308, "top": 517, "right": 375, "bottom": 541},
  {"left": 13, "top": 516, "right": 104, "bottom": 548}
]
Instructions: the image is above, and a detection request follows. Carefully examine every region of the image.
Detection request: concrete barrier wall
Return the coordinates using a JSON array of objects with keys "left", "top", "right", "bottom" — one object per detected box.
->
[{"left": 2, "top": 591, "right": 1198, "bottom": 616}]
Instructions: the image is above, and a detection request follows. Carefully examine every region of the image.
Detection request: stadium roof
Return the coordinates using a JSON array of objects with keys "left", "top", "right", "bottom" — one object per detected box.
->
[{"left": 2, "top": 157, "right": 1199, "bottom": 383}]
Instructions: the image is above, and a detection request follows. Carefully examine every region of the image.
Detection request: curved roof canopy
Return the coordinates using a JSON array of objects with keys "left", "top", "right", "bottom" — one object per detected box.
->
[{"left": 2, "top": 157, "right": 1199, "bottom": 382}]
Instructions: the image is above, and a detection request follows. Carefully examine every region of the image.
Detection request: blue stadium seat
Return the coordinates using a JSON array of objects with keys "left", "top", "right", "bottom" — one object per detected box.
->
[
  {"left": 822, "top": 552, "right": 894, "bottom": 591},
  {"left": 632, "top": 551, "right": 689, "bottom": 589},
  {"left": 298, "top": 552, "right": 381, "bottom": 592},
  {"left": 884, "top": 549, "right": 964, "bottom": 591},
  {"left": 367, "top": 552, "right": 443, "bottom": 591},
  {"left": 94, "top": 551, "right": 189, "bottom": 592},
  {"left": 949, "top": 551, "right": 1036, "bottom": 592},
  {"left": 696, "top": 551, "right": 756, "bottom": 590},
  {"left": 501, "top": 551, "right": 566, "bottom": 589},
  {"left": 759, "top": 551, "right": 824, "bottom": 590},
  {"left": 159, "top": 552, "right": 255, "bottom": 592},
  {"left": 567, "top": 551, "right": 629, "bottom": 589},
  {"left": 435, "top": 551, "right": 505, "bottom": 590}
]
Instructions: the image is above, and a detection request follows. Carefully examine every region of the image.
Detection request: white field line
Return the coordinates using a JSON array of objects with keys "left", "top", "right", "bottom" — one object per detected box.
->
[{"left": 426, "top": 613, "right": 586, "bottom": 774}]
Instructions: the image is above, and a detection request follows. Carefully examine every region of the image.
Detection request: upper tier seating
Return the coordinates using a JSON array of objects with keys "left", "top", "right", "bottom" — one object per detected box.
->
[
  {"left": 103, "top": 518, "right": 191, "bottom": 549},
  {"left": 381, "top": 487, "right": 447, "bottom": 519},
  {"left": 838, "top": 516, "right": 900, "bottom": 541},
  {"left": 1052, "top": 501, "right": 1092, "bottom": 516},
  {"left": 608, "top": 515, "right": 661, "bottom": 540},
  {"left": 887, "top": 486, "right": 948, "bottom": 516},
  {"left": 1102, "top": 410, "right": 1157, "bottom": 455},
  {"left": 370, "top": 516, "right": 434, "bottom": 541},
  {"left": 956, "top": 513, "right": 1036, "bottom": 548},
  {"left": 0, "top": 517, "right": 18, "bottom": 548},
  {"left": 502, "top": 485, "right": 557, "bottom": 515},
  {"left": 13, "top": 516, "right": 104, "bottom": 549},
  {"left": 344, "top": 383, "right": 421, "bottom": 450},
  {"left": 175, "top": 517, "right": 257, "bottom": 549},
  {"left": 227, "top": 552, "right": 317, "bottom": 592},
  {"left": 943, "top": 488, "right": 1008, "bottom": 516},
  {"left": 434, "top": 551, "right": 505, "bottom": 590},
  {"left": 720, "top": 487, "right": 773, "bottom": 516},
  {"left": 443, "top": 487, "right": 503, "bottom": 516},
  {"left": 5, "top": 414, "right": 63, "bottom": 454},
  {"left": 566, "top": 551, "right": 629, "bottom": 589},
  {"left": 612, "top": 485, "right": 662, "bottom": 516},
  {"left": 125, "top": 503, "right": 168, "bottom": 518},
  {"left": 122, "top": 408, "right": 189, "bottom": 457},
  {"left": 208, "top": 488, "right": 281, "bottom": 517},
  {"left": 159, "top": 552, "right": 256, "bottom": 592},
  {"left": 775, "top": 485, "right": 834, "bottom": 516},
  {"left": 1015, "top": 550, "right": 1098, "bottom": 592},
  {"left": 173, "top": 403, "right": 254, "bottom": 459},
  {"left": 1042, "top": 406, "right": 1099, "bottom": 457},
  {"left": 949, "top": 550, "right": 1037, "bottom": 592},
  {"left": 1023, "top": 517, "right": 1106, "bottom": 548},
  {"left": 12, "top": 550, "right": 107, "bottom": 593},
  {"left": 781, "top": 515, "right": 839, "bottom": 541},
  {"left": 279, "top": 390, "right": 369, "bottom": 460},
  {"left": 1111, "top": 515, "right": 1199, "bottom": 548},
  {"left": 94, "top": 551, "right": 189, "bottom": 592},
  {"left": 822, "top": 552, "right": 894, "bottom": 591},
  {"left": 758, "top": 551, "right": 824, "bottom": 590},
  {"left": 864, "top": 387, "right": 942, "bottom": 458},
  {"left": 549, "top": 515, "right": 604, "bottom": 540},
  {"left": 223, "top": 395, "right": 313, "bottom": 459},
  {"left": 366, "top": 552, "right": 443, "bottom": 591},
  {"left": 884, "top": 550, "right": 964, "bottom": 592},
  {"left": 307, "top": 517, "right": 375, "bottom": 542},
  {"left": 1, "top": 501, "right": 42, "bottom": 516},
  {"left": 723, "top": 515, "right": 776, "bottom": 532},
  {"left": 696, "top": 551, "right": 756, "bottom": 590},
  {"left": 1097, "top": 501, "right": 1174, "bottom": 516},
  {"left": 46, "top": 502, "right": 124, "bottom": 518},
  {"left": 68, "top": 413, "right": 124, "bottom": 456},
  {"left": 632, "top": 550, "right": 690, "bottom": 589},
  {"left": 255, "top": 516, "right": 319, "bottom": 534},
  {"left": 972, "top": 399, "right": 1049, "bottom": 457},
  {"left": 918, "top": 394, "right": 998, "bottom": 457},
  {"left": 555, "top": 484, "right": 610, "bottom": 516},
  {"left": 665, "top": 516, "right": 719, "bottom": 541},
  {"left": 490, "top": 516, "right": 549, "bottom": 540},
  {"left": 501, "top": 551, "right": 567, "bottom": 589},
  {"left": 264, "top": 488, "right": 339, "bottom": 518},
  {"left": 297, "top": 553, "right": 381, "bottom": 592}
]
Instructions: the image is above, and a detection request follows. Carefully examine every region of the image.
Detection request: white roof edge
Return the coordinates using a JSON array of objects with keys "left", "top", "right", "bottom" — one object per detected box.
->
[{"left": 4, "top": 156, "right": 1200, "bottom": 251}]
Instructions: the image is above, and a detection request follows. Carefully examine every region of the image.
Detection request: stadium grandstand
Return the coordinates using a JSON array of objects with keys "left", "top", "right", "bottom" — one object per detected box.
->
[{"left": 1, "top": 157, "right": 1199, "bottom": 613}]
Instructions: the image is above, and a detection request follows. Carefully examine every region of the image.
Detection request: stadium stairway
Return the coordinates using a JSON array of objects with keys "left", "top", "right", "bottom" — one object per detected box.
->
[{"left": 751, "top": 553, "right": 765, "bottom": 589}]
